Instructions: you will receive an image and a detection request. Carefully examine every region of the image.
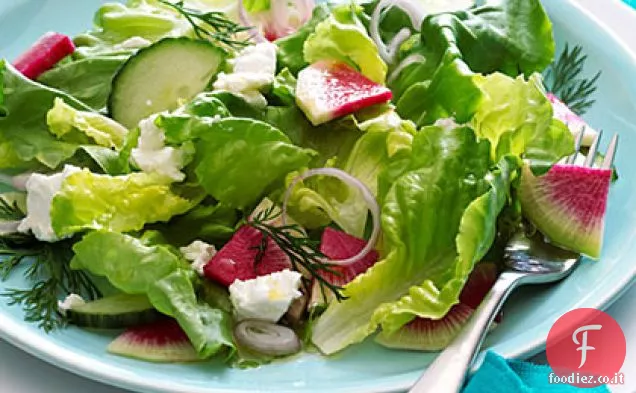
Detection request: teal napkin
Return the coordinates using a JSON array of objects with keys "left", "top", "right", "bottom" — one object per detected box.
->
[
  {"left": 625, "top": 0, "right": 636, "bottom": 9},
  {"left": 462, "top": 352, "right": 610, "bottom": 393}
]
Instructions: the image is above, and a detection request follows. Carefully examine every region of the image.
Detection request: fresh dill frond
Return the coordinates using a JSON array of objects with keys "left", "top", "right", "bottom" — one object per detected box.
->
[
  {"left": 544, "top": 43, "right": 601, "bottom": 115},
  {"left": 248, "top": 205, "right": 347, "bottom": 302},
  {"left": 0, "top": 237, "right": 102, "bottom": 332},
  {"left": 0, "top": 197, "right": 24, "bottom": 221},
  {"left": 158, "top": 0, "right": 251, "bottom": 49}
]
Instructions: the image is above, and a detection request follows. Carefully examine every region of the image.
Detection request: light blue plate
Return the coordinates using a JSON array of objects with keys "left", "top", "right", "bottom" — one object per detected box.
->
[{"left": 1, "top": 1, "right": 635, "bottom": 392}]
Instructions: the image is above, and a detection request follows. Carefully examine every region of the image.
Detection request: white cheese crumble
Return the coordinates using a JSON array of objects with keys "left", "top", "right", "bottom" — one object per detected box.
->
[
  {"left": 58, "top": 293, "right": 86, "bottom": 316},
  {"left": 131, "top": 115, "right": 187, "bottom": 182},
  {"left": 229, "top": 269, "right": 303, "bottom": 322},
  {"left": 212, "top": 42, "right": 278, "bottom": 108},
  {"left": 17, "top": 165, "right": 81, "bottom": 242},
  {"left": 180, "top": 240, "right": 217, "bottom": 276}
]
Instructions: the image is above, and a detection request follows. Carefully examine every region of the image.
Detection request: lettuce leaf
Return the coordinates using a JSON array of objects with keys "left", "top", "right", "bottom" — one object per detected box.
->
[
  {"left": 392, "top": 0, "right": 554, "bottom": 126},
  {"left": 311, "top": 126, "right": 517, "bottom": 354},
  {"left": 275, "top": 4, "right": 331, "bottom": 74},
  {"left": 243, "top": 0, "right": 270, "bottom": 13},
  {"left": 148, "top": 201, "right": 239, "bottom": 247},
  {"left": 71, "top": 230, "right": 185, "bottom": 294},
  {"left": 51, "top": 170, "right": 194, "bottom": 237},
  {"left": 264, "top": 106, "right": 363, "bottom": 168},
  {"left": 157, "top": 93, "right": 231, "bottom": 145},
  {"left": 38, "top": 56, "right": 128, "bottom": 110},
  {"left": 472, "top": 72, "right": 568, "bottom": 160},
  {"left": 72, "top": 231, "right": 234, "bottom": 359},
  {"left": 47, "top": 98, "right": 128, "bottom": 149},
  {"left": 0, "top": 61, "right": 93, "bottom": 172},
  {"left": 277, "top": 109, "right": 414, "bottom": 236},
  {"left": 148, "top": 269, "right": 235, "bottom": 359},
  {"left": 303, "top": 3, "right": 387, "bottom": 84},
  {"left": 193, "top": 118, "right": 315, "bottom": 209}
]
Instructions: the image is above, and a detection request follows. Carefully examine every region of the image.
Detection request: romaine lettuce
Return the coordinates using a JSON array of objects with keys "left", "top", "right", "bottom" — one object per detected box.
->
[
  {"left": 0, "top": 61, "right": 93, "bottom": 171},
  {"left": 72, "top": 231, "right": 234, "bottom": 359},
  {"left": 47, "top": 98, "right": 128, "bottom": 149},
  {"left": 70, "top": 230, "right": 185, "bottom": 294},
  {"left": 51, "top": 170, "right": 195, "bottom": 237},
  {"left": 311, "top": 125, "right": 517, "bottom": 354},
  {"left": 148, "top": 269, "right": 235, "bottom": 359},
  {"left": 304, "top": 3, "right": 387, "bottom": 84},
  {"left": 38, "top": 56, "right": 129, "bottom": 110},
  {"left": 392, "top": 0, "right": 554, "bottom": 126},
  {"left": 193, "top": 118, "right": 315, "bottom": 209},
  {"left": 275, "top": 4, "right": 331, "bottom": 74},
  {"left": 472, "top": 72, "right": 567, "bottom": 160}
]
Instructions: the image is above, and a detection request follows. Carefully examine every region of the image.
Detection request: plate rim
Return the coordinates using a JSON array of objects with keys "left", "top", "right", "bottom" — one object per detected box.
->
[{"left": 1, "top": 1, "right": 636, "bottom": 392}]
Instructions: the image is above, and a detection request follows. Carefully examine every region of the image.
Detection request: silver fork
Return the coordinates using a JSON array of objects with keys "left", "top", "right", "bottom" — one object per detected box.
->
[{"left": 408, "top": 131, "right": 619, "bottom": 393}]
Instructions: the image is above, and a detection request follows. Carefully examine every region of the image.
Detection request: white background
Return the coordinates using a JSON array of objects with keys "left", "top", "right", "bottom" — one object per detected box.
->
[{"left": 1, "top": 0, "right": 635, "bottom": 392}]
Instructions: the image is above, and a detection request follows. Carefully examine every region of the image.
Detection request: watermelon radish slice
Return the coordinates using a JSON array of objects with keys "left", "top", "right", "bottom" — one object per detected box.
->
[
  {"left": 107, "top": 319, "right": 201, "bottom": 362},
  {"left": 203, "top": 225, "right": 292, "bottom": 287},
  {"left": 295, "top": 60, "right": 393, "bottom": 125},
  {"left": 519, "top": 164, "right": 612, "bottom": 259},
  {"left": 310, "top": 227, "right": 379, "bottom": 308},
  {"left": 374, "top": 263, "right": 498, "bottom": 351},
  {"left": 13, "top": 32, "right": 75, "bottom": 80},
  {"left": 547, "top": 93, "right": 597, "bottom": 147}
]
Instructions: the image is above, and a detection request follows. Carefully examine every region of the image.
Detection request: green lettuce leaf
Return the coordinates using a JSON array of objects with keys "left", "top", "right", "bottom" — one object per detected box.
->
[
  {"left": 47, "top": 98, "right": 128, "bottom": 149},
  {"left": 38, "top": 55, "right": 128, "bottom": 110},
  {"left": 74, "top": 145, "right": 132, "bottom": 175},
  {"left": 72, "top": 231, "right": 234, "bottom": 359},
  {"left": 157, "top": 93, "right": 231, "bottom": 145},
  {"left": 193, "top": 118, "right": 315, "bottom": 209},
  {"left": 472, "top": 73, "right": 553, "bottom": 160},
  {"left": 283, "top": 158, "right": 368, "bottom": 236},
  {"left": 243, "top": 0, "right": 270, "bottom": 13},
  {"left": 149, "top": 201, "right": 239, "bottom": 247},
  {"left": 71, "top": 230, "right": 185, "bottom": 294},
  {"left": 392, "top": 0, "right": 554, "bottom": 126},
  {"left": 51, "top": 170, "right": 194, "bottom": 237},
  {"left": 311, "top": 126, "right": 517, "bottom": 354},
  {"left": 264, "top": 106, "right": 363, "bottom": 168},
  {"left": 275, "top": 4, "right": 331, "bottom": 74},
  {"left": 0, "top": 61, "right": 93, "bottom": 172},
  {"left": 524, "top": 119, "right": 576, "bottom": 171},
  {"left": 269, "top": 68, "right": 297, "bottom": 106},
  {"left": 304, "top": 3, "right": 387, "bottom": 84},
  {"left": 148, "top": 269, "right": 235, "bottom": 359}
]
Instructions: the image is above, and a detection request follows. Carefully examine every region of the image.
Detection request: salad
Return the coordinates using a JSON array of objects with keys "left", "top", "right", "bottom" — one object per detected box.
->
[{"left": 0, "top": 0, "right": 614, "bottom": 366}]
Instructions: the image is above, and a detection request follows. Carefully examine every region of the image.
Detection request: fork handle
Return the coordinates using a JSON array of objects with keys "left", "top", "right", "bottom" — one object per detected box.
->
[{"left": 408, "top": 272, "right": 524, "bottom": 393}]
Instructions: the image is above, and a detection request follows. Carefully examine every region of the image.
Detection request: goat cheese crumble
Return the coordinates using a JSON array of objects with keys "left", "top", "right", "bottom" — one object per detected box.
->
[
  {"left": 131, "top": 115, "right": 188, "bottom": 182},
  {"left": 180, "top": 240, "right": 217, "bottom": 275},
  {"left": 229, "top": 269, "right": 303, "bottom": 322},
  {"left": 212, "top": 42, "right": 277, "bottom": 108},
  {"left": 17, "top": 165, "right": 81, "bottom": 242}
]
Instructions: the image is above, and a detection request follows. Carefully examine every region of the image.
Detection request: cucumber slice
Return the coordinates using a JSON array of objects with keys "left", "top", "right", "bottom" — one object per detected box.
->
[
  {"left": 67, "top": 293, "right": 162, "bottom": 329},
  {"left": 108, "top": 37, "right": 226, "bottom": 129}
]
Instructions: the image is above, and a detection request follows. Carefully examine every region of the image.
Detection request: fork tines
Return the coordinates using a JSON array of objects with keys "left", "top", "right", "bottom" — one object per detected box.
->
[{"left": 566, "top": 128, "right": 618, "bottom": 169}]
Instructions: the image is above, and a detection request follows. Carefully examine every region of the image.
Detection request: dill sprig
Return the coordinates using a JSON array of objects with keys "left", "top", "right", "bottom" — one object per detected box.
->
[
  {"left": 0, "top": 197, "right": 24, "bottom": 221},
  {"left": 248, "top": 206, "right": 347, "bottom": 302},
  {"left": 544, "top": 43, "right": 601, "bottom": 115},
  {"left": 158, "top": 0, "right": 251, "bottom": 49},
  {"left": 0, "top": 235, "right": 102, "bottom": 332}
]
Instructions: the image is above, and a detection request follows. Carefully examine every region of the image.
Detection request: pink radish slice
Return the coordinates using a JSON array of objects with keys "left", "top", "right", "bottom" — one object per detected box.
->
[
  {"left": 13, "top": 32, "right": 75, "bottom": 80},
  {"left": 295, "top": 60, "right": 393, "bottom": 125},
  {"left": 203, "top": 225, "right": 292, "bottom": 287}
]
